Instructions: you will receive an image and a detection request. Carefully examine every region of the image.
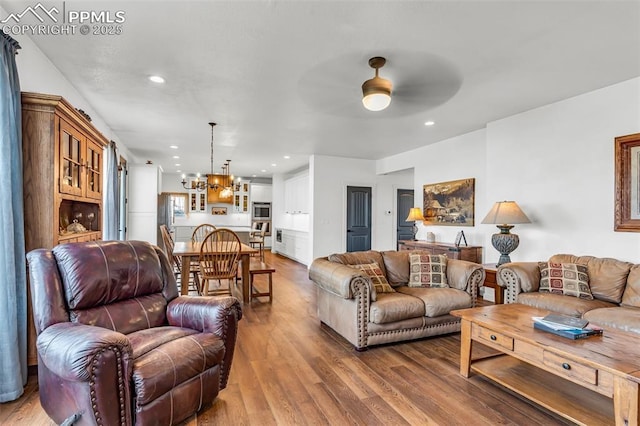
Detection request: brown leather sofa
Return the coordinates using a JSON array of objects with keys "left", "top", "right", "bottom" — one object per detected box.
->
[
  {"left": 27, "top": 240, "right": 242, "bottom": 425},
  {"left": 497, "top": 254, "right": 640, "bottom": 333},
  {"left": 309, "top": 250, "right": 485, "bottom": 350}
]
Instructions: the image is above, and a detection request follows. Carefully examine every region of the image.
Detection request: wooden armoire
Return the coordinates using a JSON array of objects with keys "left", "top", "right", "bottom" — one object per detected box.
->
[{"left": 22, "top": 92, "right": 109, "bottom": 365}]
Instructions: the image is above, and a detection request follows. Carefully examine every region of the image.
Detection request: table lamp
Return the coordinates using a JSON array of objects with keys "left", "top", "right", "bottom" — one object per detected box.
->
[
  {"left": 405, "top": 207, "right": 425, "bottom": 240},
  {"left": 481, "top": 201, "right": 531, "bottom": 266}
]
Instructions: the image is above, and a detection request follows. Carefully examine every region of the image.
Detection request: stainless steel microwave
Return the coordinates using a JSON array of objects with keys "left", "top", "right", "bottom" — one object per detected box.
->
[{"left": 252, "top": 202, "right": 271, "bottom": 219}]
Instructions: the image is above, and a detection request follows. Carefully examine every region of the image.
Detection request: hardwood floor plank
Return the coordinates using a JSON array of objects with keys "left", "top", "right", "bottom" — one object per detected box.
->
[
  {"left": 340, "top": 357, "right": 435, "bottom": 425},
  {"left": 3, "top": 251, "right": 582, "bottom": 425}
]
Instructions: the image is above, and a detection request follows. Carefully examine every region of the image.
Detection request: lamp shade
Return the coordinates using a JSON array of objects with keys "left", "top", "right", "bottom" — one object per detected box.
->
[
  {"left": 406, "top": 207, "right": 425, "bottom": 222},
  {"left": 481, "top": 201, "right": 531, "bottom": 225}
]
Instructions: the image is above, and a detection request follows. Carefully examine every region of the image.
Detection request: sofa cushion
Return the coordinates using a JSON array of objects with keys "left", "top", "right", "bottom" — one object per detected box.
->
[
  {"left": 397, "top": 286, "right": 471, "bottom": 317},
  {"left": 621, "top": 265, "right": 640, "bottom": 308},
  {"left": 538, "top": 262, "right": 593, "bottom": 300},
  {"left": 349, "top": 262, "right": 395, "bottom": 295},
  {"left": 369, "top": 292, "right": 425, "bottom": 324},
  {"left": 381, "top": 250, "right": 410, "bottom": 286},
  {"left": 329, "top": 251, "right": 387, "bottom": 276},
  {"left": 517, "top": 292, "right": 617, "bottom": 317},
  {"left": 550, "top": 254, "right": 632, "bottom": 303},
  {"left": 583, "top": 307, "right": 640, "bottom": 334},
  {"left": 408, "top": 254, "right": 449, "bottom": 288}
]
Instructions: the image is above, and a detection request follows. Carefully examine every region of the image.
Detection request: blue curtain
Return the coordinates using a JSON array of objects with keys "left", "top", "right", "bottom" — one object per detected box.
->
[
  {"left": 0, "top": 34, "right": 27, "bottom": 402},
  {"left": 104, "top": 141, "right": 119, "bottom": 240}
]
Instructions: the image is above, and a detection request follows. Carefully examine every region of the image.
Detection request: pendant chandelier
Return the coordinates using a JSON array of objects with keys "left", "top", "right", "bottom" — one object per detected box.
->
[
  {"left": 219, "top": 160, "right": 234, "bottom": 198},
  {"left": 179, "top": 122, "right": 235, "bottom": 196}
]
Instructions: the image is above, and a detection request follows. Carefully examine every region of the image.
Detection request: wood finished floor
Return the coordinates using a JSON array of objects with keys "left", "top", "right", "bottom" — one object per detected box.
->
[{"left": 1, "top": 251, "right": 570, "bottom": 425}]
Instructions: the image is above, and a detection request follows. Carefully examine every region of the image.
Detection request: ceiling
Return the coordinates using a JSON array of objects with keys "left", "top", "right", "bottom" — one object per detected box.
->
[{"left": 5, "top": 1, "right": 640, "bottom": 178}]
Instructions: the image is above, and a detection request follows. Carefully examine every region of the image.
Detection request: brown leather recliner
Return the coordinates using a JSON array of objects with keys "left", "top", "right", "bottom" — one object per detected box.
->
[{"left": 27, "top": 240, "right": 242, "bottom": 425}]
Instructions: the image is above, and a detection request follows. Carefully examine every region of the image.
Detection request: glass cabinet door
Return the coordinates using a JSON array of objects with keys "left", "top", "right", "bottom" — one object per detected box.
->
[
  {"left": 59, "top": 120, "right": 85, "bottom": 197},
  {"left": 85, "top": 140, "right": 102, "bottom": 200}
]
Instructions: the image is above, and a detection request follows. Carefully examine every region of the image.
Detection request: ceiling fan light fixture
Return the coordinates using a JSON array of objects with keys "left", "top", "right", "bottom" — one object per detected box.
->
[{"left": 362, "top": 57, "right": 392, "bottom": 112}]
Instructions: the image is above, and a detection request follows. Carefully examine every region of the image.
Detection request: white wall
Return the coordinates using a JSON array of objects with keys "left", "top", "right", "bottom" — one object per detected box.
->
[
  {"left": 378, "top": 77, "right": 640, "bottom": 264},
  {"left": 310, "top": 155, "right": 413, "bottom": 259},
  {"left": 485, "top": 77, "right": 640, "bottom": 262},
  {"left": 12, "top": 30, "right": 133, "bottom": 161}
]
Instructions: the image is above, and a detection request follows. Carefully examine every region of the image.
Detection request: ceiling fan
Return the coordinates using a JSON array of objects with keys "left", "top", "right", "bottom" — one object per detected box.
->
[{"left": 298, "top": 51, "right": 463, "bottom": 118}]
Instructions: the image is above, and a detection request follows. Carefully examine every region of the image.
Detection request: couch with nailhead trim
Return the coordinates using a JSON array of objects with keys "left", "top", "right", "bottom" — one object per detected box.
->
[
  {"left": 309, "top": 250, "right": 485, "bottom": 350},
  {"left": 27, "top": 240, "right": 242, "bottom": 425},
  {"left": 497, "top": 254, "right": 640, "bottom": 333}
]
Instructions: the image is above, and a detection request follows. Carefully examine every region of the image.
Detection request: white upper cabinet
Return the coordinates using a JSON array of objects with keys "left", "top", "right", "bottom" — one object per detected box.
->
[
  {"left": 284, "top": 173, "right": 309, "bottom": 214},
  {"left": 250, "top": 183, "right": 272, "bottom": 203}
]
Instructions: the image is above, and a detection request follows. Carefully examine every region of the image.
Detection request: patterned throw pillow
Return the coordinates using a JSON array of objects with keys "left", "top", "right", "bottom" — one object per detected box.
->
[
  {"left": 350, "top": 262, "right": 395, "bottom": 294},
  {"left": 408, "top": 254, "right": 449, "bottom": 288},
  {"left": 539, "top": 262, "right": 593, "bottom": 300}
]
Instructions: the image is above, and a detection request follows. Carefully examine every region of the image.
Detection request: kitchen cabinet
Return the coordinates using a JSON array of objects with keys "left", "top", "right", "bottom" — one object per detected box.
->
[
  {"left": 174, "top": 226, "right": 196, "bottom": 242},
  {"left": 284, "top": 173, "right": 309, "bottom": 214},
  {"left": 275, "top": 229, "right": 309, "bottom": 265},
  {"left": 233, "top": 181, "right": 250, "bottom": 213},
  {"left": 22, "top": 92, "right": 109, "bottom": 366},
  {"left": 189, "top": 190, "right": 207, "bottom": 213},
  {"left": 251, "top": 183, "right": 272, "bottom": 203}
]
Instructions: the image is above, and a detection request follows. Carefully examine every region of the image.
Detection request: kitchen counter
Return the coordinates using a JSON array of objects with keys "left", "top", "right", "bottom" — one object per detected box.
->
[{"left": 172, "top": 225, "right": 252, "bottom": 244}]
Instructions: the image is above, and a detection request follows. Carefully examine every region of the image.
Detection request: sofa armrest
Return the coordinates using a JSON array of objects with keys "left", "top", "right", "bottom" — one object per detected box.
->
[
  {"left": 166, "top": 295, "right": 242, "bottom": 389},
  {"left": 447, "top": 260, "right": 485, "bottom": 305},
  {"left": 37, "top": 322, "right": 131, "bottom": 382},
  {"left": 309, "top": 257, "right": 376, "bottom": 300},
  {"left": 497, "top": 262, "right": 541, "bottom": 303}
]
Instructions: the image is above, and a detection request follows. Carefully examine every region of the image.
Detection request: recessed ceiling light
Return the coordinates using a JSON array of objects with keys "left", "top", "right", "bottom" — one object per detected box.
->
[
  {"left": 172, "top": 155, "right": 179, "bottom": 159},
  {"left": 149, "top": 75, "right": 165, "bottom": 84},
  {"left": 271, "top": 163, "right": 277, "bottom": 167},
  {"left": 261, "top": 169, "right": 267, "bottom": 173},
  {"left": 169, "top": 145, "right": 178, "bottom": 149},
  {"left": 175, "top": 163, "right": 181, "bottom": 166},
  {"left": 252, "top": 174, "right": 257, "bottom": 177},
  {"left": 424, "top": 120, "right": 435, "bottom": 126},
  {"left": 176, "top": 170, "right": 181, "bottom": 173},
  {"left": 283, "top": 155, "right": 290, "bottom": 159}
]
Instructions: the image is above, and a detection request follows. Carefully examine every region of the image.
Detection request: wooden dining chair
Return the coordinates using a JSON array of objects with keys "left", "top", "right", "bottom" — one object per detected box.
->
[
  {"left": 160, "top": 225, "right": 199, "bottom": 293},
  {"left": 249, "top": 222, "right": 267, "bottom": 260},
  {"left": 192, "top": 224, "right": 217, "bottom": 242},
  {"left": 198, "top": 229, "right": 242, "bottom": 296}
]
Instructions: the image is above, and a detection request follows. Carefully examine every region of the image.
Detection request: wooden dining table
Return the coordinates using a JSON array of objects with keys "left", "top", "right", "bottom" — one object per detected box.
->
[{"left": 173, "top": 240, "right": 258, "bottom": 303}]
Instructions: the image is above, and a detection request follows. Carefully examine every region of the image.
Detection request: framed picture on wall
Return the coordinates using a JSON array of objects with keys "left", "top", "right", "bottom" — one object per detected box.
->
[
  {"left": 423, "top": 178, "right": 475, "bottom": 226},
  {"left": 615, "top": 133, "right": 640, "bottom": 232}
]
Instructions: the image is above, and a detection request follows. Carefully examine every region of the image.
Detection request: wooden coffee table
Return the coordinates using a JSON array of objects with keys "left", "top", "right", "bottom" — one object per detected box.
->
[{"left": 451, "top": 304, "right": 640, "bottom": 426}]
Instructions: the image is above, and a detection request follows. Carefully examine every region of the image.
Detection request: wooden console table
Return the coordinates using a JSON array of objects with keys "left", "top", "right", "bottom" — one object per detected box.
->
[
  {"left": 398, "top": 240, "right": 482, "bottom": 263},
  {"left": 452, "top": 304, "right": 640, "bottom": 425}
]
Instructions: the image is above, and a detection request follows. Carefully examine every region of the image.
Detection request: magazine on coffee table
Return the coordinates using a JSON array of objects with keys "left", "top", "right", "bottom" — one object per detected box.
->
[
  {"left": 542, "top": 313, "right": 589, "bottom": 329},
  {"left": 532, "top": 317, "right": 603, "bottom": 340}
]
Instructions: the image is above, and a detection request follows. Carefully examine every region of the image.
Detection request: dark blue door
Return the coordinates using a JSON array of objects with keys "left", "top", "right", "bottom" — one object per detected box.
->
[{"left": 346, "top": 186, "right": 371, "bottom": 252}]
